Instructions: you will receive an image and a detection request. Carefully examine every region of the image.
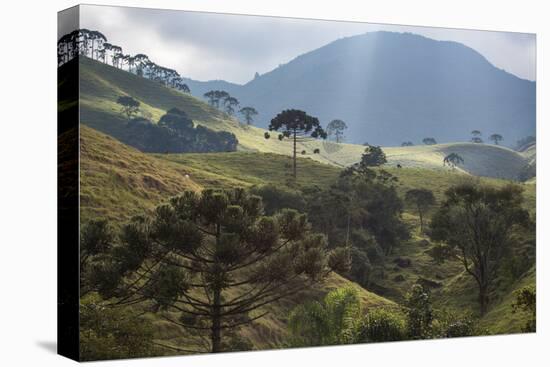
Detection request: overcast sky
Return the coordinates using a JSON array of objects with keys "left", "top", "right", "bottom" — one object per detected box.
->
[{"left": 66, "top": 4, "right": 536, "bottom": 84}]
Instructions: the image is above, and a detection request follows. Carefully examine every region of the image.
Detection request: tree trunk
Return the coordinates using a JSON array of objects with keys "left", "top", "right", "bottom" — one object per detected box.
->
[
  {"left": 211, "top": 223, "right": 222, "bottom": 353},
  {"left": 211, "top": 287, "right": 222, "bottom": 353},
  {"left": 292, "top": 129, "right": 297, "bottom": 179},
  {"left": 479, "top": 282, "right": 489, "bottom": 316}
]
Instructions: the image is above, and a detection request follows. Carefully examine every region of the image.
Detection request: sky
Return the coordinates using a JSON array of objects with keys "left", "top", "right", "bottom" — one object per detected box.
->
[{"left": 63, "top": 4, "right": 536, "bottom": 84}]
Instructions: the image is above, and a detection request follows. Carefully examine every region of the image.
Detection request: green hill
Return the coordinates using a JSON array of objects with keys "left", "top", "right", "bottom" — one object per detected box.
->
[
  {"left": 71, "top": 57, "right": 530, "bottom": 180},
  {"left": 79, "top": 125, "right": 394, "bottom": 352}
]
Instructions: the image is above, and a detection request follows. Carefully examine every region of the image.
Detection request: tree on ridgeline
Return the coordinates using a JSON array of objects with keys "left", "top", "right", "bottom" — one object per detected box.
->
[
  {"left": 358, "top": 145, "right": 387, "bottom": 170},
  {"left": 422, "top": 137, "right": 437, "bottom": 145},
  {"left": 216, "top": 91, "right": 230, "bottom": 109},
  {"left": 204, "top": 91, "right": 217, "bottom": 107},
  {"left": 239, "top": 107, "right": 258, "bottom": 126},
  {"left": 471, "top": 130, "right": 483, "bottom": 143},
  {"left": 489, "top": 133, "right": 503, "bottom": 145},
  {"left": 326, "top": 119, "right": 348, "bottom": 143},
  {"left": 401, "top": 141, "right": 414, "bottom": 147},
  {"left": 405, "top": 188, "right": 436, "bottom": 234},
  {"left": 265, "top": 109, "right": 327, "bottom": 179},
  {"left": 443, "top": 153, "right": 464, "bottom": 169},
  {"left": 88, "top": 189, "right": 350, "bottom": 353},
  {"left": 116, "top": 95, "right": 140, "bottom": 120},
  {"left": 223, "top": 96, "right": 240, "bottom": 116},
  {"left": 430, "top": 183, "right": 531, "bottom": 315}
]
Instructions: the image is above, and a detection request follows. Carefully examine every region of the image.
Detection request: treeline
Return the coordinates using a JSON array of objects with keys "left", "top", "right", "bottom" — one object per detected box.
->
[
  {"left": 57, "top": 29, "right": 190, "bottom": 94},
  {"left": 117, "top": 97, "right": 238, "bottom": 153}
]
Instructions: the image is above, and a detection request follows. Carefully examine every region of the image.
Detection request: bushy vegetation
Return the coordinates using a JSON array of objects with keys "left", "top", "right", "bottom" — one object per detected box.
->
[{"left": 123, "top": 106, "right": 238, "bottom": 153}]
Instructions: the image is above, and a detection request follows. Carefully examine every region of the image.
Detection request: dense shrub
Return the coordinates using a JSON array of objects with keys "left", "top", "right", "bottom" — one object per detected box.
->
[{"left": 357, "top": 308, "right": 407, "bottom": 342}]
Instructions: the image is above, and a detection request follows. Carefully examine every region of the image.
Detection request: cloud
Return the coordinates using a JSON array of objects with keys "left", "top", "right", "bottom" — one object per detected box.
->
[{"left": 78, "top": 5, "right": 536, "bottom": 84}]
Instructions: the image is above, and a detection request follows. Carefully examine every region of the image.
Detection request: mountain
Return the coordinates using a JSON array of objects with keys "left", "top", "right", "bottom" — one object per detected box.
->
[
  {"left": 65, "top": 57, "right": 531, "bottom": 180},
  {"left": 187, "top": 31, "right": 536, "bottom": 147}
]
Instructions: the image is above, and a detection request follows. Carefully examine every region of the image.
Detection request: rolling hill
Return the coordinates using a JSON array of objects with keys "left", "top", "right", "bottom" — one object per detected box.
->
[
  {"left": 184, "top": 31, "right": 536, "bottom": 147},
  {"left": 79, "top": 124, "right": 535, "bottom": 344},
  {"left": 67, "top": 57, "right": 531, "bottom": 180},
  {"left": 78, "top": 125, "right": 394, "bottom": 351}
]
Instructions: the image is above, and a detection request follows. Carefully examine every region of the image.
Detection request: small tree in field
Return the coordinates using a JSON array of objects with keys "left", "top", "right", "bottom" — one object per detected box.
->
[
  {"left": 401, "top": 141, "right": 414, "bottom": 147},
  {"left": 238, "top": 107, "right": 258, "bottom": 126},
  {"left": 512, "top": 286, "right": 536, "bottom": 332},
  {"left": 90, "top": 188, "right": 349, "bottom": 353},
  {"left": 116, "top": 96, "right": 140, "bottom": 120},
  {"left": 265, "top": 109, "right": 327, "bottom": 179},
  {"left": 326, "top": 119, "right": 348, "bottom": 143},
  {"left": 423, "top": 138, "right": 437, "bottom": 145},
  {"left": 489, "top": 134, "right": 503, "bottom": 145},
  {"left": 430, "top": 184, "right": 531, "bottom": 315},
  {"left": 359, "top": 145, "right": 387, "bottom": 169},
  {"left": 405, "top": 188, "right": 436, "bottom": 233}
]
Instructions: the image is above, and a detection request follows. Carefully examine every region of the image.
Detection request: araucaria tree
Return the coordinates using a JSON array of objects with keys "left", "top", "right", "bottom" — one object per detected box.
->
[
  {"left": 239, "top": 107, "right": 258, "bottom": 126},
  {"left": 326, "top": 119, "right": 348, "bottom": 143},
  {"left": 116, "top": 95, "right": 140, "bottom": 120},
  {"left": 405, "top": 188, "right": 436, "bottom": 233},
  {"left": 489, "top": 133, "right": 503, "bottom": 145},
  {"left": 266, "top": 109, "right": 327, "bottom": 179},
  {"left": 91, "top": 189, "right": 348, "bottom": 353},
  {"left": 430, "top": 184, "right": 531, "bottom": 315}
]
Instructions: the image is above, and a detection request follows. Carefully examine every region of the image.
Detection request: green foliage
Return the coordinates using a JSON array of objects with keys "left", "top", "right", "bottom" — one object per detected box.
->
[
  {"left": 426, "top": 244, "right": 455, "bottom": 265},
  {"left": 405, "top": 188, "right": 436, "bottom": 233},
  {"left": 124, "top": 106, "right": 238, "bottom": 153},
  {"left": 92, "top": 188, "right": 342, "bottom": 353},
  {"left": 512, "top": 286, "right": 536, "bottom": 332},
  {"left": 405, "top": 284, "right": 434, "bottom": 339},
  {"left": 116, "top": 95, "right": 140, "bottom": 119},
  {"left": 79, "top": 294, "right": 159, "bottom": 361},
  {"left": 288, "top": 287, "right": 362, "bottom": 347},
  {"left": 435, "top": 311, "right": 476, "bottom": 338},
  {"left": 359, "top": 145, "right": 387, "bottom": 168},
  {"left": 357, "top": 308, "right": 406, "bottom": 342},
  {"left": 268, "top": 109, "right": 327, "bottom": 178},
  {"left": 249, "top": 184, "right": 306, "bottom": 215},
  {"left": 431, "top": 183, "right": 531, "bottom": 315}
]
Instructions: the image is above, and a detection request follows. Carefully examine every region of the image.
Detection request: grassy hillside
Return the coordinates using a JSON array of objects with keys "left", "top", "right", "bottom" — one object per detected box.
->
[
  {"left": 80, "top": 126, "right": 202, "bottom": 223},
  {"left": 73, "top": 57, "right": 530, "bottom": 180},
  {"left": 79, "top": 125, "right": 393, "bottom": 352}
]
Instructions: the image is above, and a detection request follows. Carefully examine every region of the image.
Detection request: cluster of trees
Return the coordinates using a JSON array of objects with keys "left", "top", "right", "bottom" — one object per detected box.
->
[
  {"left": 288, "top": 284, "right": 477, "bottom": 347},
  {"left": 80, "top": 189, "right": 350, "bottom": 356},
  {"left": 470, "top": 130, "right": 503, "bottom": 145},
  {"left": 57, "top": 29, "right": 191, "bottom": 94},
  {"left": 203, "top": 90, "right": 259, "bottom": 124},
  {"left": 116, "top": 96, "right": 238, "bottom": 153}
]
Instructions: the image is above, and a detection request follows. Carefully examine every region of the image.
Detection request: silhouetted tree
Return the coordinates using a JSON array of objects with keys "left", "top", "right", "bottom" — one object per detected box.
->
[
  {"left": 401, "top": 141, "right": 414, "bottom": 147},
  {"left": 443, "top": 153, "right": 464, "bottom": 169},
  {"left": 405, "top": 189, "right": 436, "bottom": 233},
  {"left": 430, "top": 184, "right": 531, "bottom": 315},
  {"left": 326, "top": 119, "right": 348, "bottom": 143},
  {"left": 423, "top": 138, "right": 437, "bottom": 145},
  {"left": 266, "top": 109, "right": 327, "bottom": 179},
  {"left": 116, "top": 95, "right": 140, "bottom": 120},
  {"left": 239, "top": 107, "right": 258, "bottom": 126},
  {"left": 223, "top": 96, "right": 239, "bottom": 116},
  {"left": 489, "top": 134, "right": 503, "bottom": 145},
  {"left": 90, "top": 189, "right": 349, "bottom": 353}
]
